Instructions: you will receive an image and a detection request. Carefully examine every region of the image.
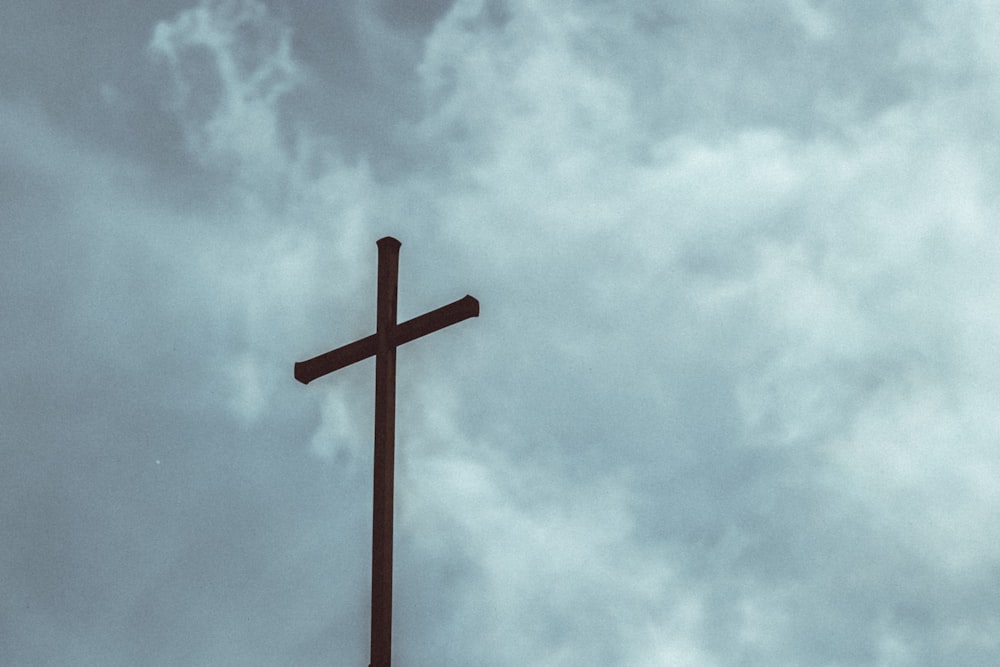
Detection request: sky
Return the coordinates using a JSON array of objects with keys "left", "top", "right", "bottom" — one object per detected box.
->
[{"left": 2, "top": 0, "right": 1000, "bottom": 665}]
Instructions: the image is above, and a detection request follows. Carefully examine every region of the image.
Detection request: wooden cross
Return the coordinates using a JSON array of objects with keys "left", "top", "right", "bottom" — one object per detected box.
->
[{"left": 294, "top": 236, "right": 479, "bottom": 667}]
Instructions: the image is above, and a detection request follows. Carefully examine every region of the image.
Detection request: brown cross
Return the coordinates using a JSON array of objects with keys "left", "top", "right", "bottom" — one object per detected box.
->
[{"left": 295, "top": 236, "right": 479, "bottom": 667}]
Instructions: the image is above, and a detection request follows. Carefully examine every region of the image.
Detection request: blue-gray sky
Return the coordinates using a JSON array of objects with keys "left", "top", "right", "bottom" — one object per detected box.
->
[{"left": 3, "top": 1, "right": 1000, "bottom": 664}]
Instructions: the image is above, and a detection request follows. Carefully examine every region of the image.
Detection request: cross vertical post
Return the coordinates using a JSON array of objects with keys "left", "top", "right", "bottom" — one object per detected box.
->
[
  {"left": 371, "top": 237, "right": 399, "bottom": 667},
  {"left": 294, "top": 236, "right": 479, "bottom": 667}
]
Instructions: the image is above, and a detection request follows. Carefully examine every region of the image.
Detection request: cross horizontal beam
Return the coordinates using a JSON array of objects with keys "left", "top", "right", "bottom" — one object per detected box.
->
[{"left": 294, "top": 294, "right": 479, "bottom": 385}]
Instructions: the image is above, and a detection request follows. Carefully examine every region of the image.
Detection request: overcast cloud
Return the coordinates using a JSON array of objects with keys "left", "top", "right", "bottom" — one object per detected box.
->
[{"left": 3, "top": 1, "right": 1000, "bottom": 665}]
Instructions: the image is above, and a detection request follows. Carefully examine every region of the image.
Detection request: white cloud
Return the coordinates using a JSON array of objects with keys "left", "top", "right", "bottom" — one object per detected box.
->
[
  {"left": 407, "top": 1, "right": 1000, "bottom": 662},
  {"left": 148, "top": 0, "right": 301, "bottom": 174},
  {"left": 784, "top": 0, "right": 835, "bottom": 41},
  {"left": 145, "top": 0, "right": 1000, "bottom": 661}
]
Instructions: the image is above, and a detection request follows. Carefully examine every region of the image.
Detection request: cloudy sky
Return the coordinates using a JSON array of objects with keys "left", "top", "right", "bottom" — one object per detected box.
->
[{"left": 3, "top": 1, "right": 1000, "bottom": 664}]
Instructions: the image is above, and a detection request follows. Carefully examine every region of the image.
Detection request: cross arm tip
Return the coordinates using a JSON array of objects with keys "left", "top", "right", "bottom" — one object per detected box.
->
[
  {"left": 293, "top": 361, "right": 313, "bottom": 385},
  {"left": 463, "top": 294, "right": 480, "bottom": 317}
]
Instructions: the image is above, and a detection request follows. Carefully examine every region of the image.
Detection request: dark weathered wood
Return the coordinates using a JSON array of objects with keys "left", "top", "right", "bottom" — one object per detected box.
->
[
  {"left": 394, "top": 294, "right": 479, "bottom": 347},
  {"left": 294, "top": 236, "right": 478, "bottom": 667},
  {"left": 293, "top": 295, "right": 479, "bottom": 385},
  {"left": 371, "top": 236, "right": 398, "bottom": 667},
  {"left": 294, "top": 336, "right": 376, "bottom": 384}
]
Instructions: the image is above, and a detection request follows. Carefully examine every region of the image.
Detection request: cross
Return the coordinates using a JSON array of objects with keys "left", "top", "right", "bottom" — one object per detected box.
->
[{"left": 294, "top": 236, "right": 479, "bottom": 667}]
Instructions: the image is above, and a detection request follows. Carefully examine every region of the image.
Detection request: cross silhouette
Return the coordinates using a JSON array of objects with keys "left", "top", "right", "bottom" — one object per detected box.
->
[{"left": 295, "top": 236, "right": 479, "bottom": 667}]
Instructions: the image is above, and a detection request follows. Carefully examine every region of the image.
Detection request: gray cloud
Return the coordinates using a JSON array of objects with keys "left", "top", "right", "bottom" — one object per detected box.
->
[{"left": 3, "top": 0, "right": 999, "bottom": 664}]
